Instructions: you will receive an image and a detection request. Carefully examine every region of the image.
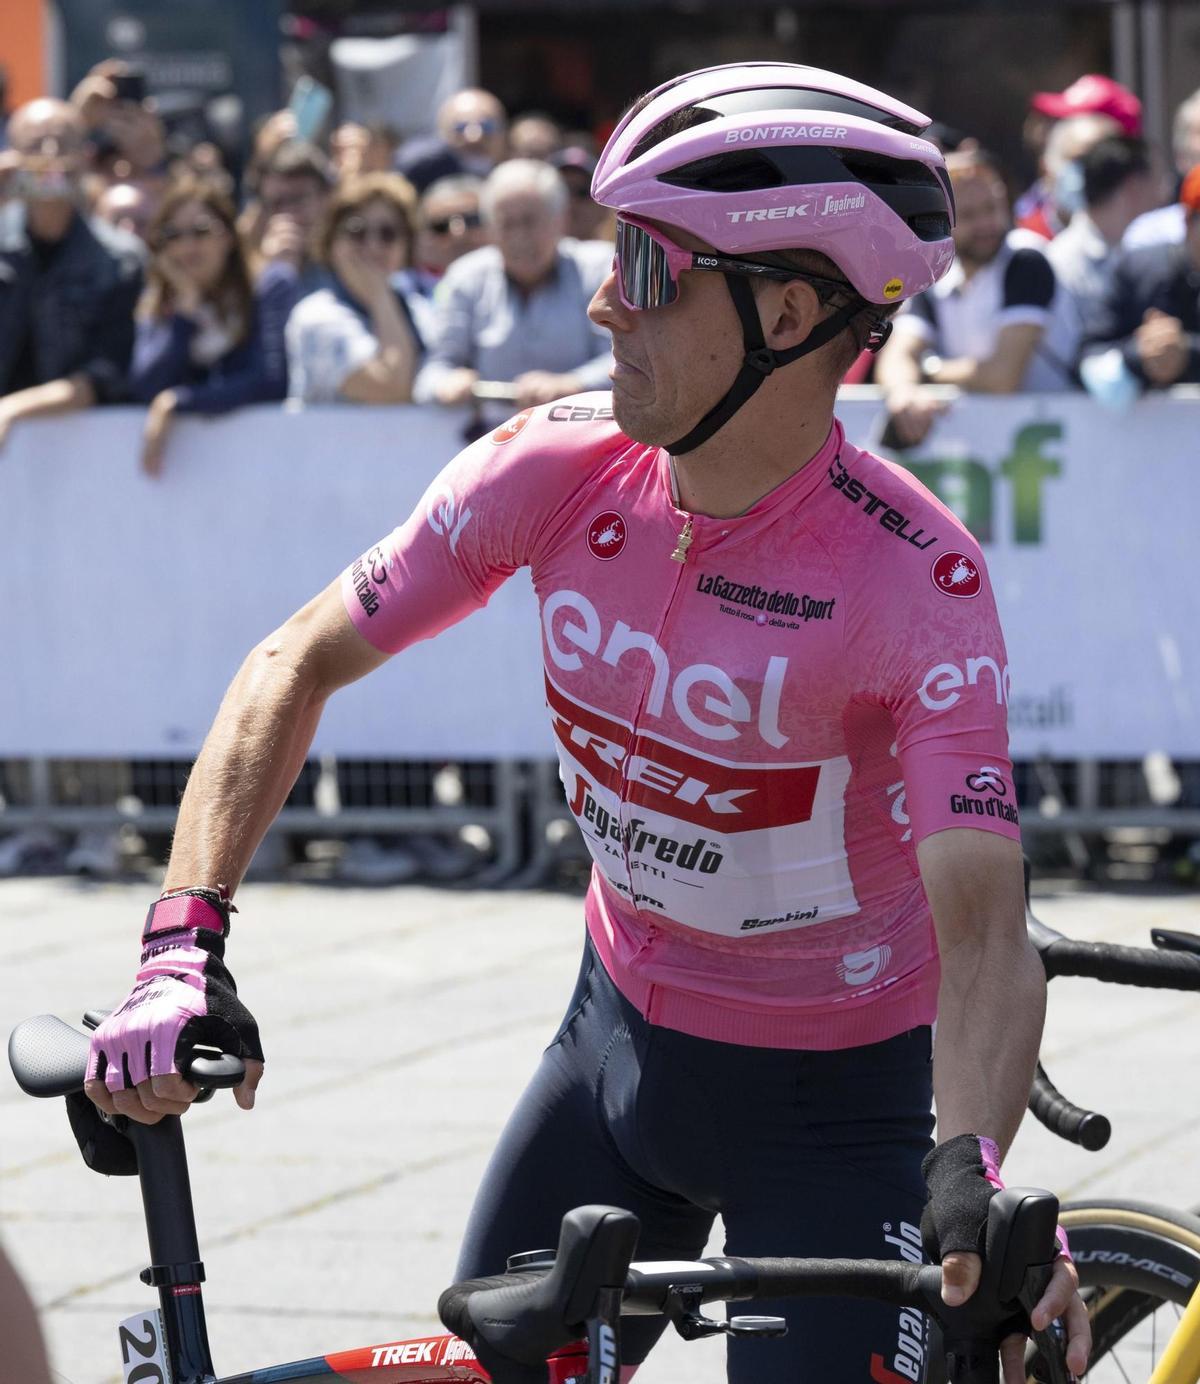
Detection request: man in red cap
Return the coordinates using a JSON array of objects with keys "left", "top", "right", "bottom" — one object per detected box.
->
[
  {"left": 1031, "top": 74, "right": 1144, "bottom": 136},
  {"left": 1017, "top": 75, "right": 1144, "bottom": 239},
  {"left": 1081, "top": 163, "right": 1200, "bottom": 394}
]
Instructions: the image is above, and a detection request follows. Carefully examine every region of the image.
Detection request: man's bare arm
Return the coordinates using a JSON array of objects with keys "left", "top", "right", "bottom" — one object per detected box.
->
[
  {"left": 920, "top": 828, "right": 1042, "bottom": 1152},
  {"left": 873, "top": 324, "right": 925, "bottom": 390},
  {"left": 919, "top": 827, "right": 1088, "bottom": 1379},
  {"left": 163, "top": 579, "right": 390, "bottom": 893},
  {"left": 875, "top": 328, "right": 948, "bottom": 448},
  {"left": 926, "top": 322, "right": 1044, "bottom": 394}
]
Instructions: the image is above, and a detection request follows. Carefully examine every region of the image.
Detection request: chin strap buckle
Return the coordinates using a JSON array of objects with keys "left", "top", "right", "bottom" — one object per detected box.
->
[{"left": 744, "top": 347, "right": 777, "bottom": 376}]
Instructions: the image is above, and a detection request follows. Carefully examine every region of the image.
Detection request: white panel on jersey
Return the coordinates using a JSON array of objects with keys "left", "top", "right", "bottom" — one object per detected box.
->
[{"left": 557, "top": 742, "right": 859, "bottom": 937}]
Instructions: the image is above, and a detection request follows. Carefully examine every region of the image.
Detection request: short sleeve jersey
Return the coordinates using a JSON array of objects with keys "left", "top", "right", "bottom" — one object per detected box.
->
[{"left": 341, "top": 396, "right": 1019, "bottom": 1050}]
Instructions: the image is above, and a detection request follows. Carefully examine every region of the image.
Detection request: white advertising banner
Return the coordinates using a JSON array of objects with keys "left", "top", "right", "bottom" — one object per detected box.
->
[
  {"left": 1, "top": 397, "right": 1196, "bottom": 759},
  {"left": 0, "top": 407, "right": 548, "bottom": 759}
]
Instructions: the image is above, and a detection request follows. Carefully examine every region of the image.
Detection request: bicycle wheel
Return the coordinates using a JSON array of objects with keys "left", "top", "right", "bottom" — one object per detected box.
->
[{"left": 1026, "top": 1199, "right": 1200, "bottom": 1382}]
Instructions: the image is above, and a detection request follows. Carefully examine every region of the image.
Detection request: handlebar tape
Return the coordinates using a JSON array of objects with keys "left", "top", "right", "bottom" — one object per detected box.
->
[
  {"left": 1041, "top": 937, "right": 1200, "bottom": 989},
  {"left": 1027, "top": 1064, "right": 1111, "bottom": 1150}
]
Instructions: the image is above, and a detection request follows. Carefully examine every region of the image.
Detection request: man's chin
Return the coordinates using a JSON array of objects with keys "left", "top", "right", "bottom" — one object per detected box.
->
[{"left": 611, "top": 389, "right": 671, "bottom": 447}]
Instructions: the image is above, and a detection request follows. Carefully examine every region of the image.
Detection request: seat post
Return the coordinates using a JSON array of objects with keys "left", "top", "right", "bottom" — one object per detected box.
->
[{"left": 128, "top": 1117, "right": 217, "bottom": 1384}]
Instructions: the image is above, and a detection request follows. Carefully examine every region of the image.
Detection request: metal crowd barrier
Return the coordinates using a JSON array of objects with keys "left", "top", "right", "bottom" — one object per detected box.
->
[{"left": 1, "top": 755, "right": 1196, "bottom": 885}]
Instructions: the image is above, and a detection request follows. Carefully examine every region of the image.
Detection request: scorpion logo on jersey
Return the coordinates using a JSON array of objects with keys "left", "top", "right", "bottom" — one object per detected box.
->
[
  {"left": 931, "top": 551, "right": 981, "bottom": 599},
  {"left": 586, "top": 510, "right": 628, "bottom": 561}
]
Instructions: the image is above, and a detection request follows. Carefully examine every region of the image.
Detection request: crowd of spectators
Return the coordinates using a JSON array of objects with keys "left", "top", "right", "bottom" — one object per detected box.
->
[
  {"left": 0, "top": 56, "right": 1198, "bottom": 469},
  {"left": 876, "top": 74, "right": 1200, "bottom": 442},
  {"left": 0, "top": 60, "right": 616, "bottom": 471}
]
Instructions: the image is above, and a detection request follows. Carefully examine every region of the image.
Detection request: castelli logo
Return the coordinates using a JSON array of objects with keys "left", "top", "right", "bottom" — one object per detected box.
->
[
  {"left": 491, "top": 409, "right": 534, "bottom": 445},
  {"left": 586, "top": 510, "right": 627, "bottom": 560},
  {"left": 931, "top": 551, "right": 981, "bottom": 598}
]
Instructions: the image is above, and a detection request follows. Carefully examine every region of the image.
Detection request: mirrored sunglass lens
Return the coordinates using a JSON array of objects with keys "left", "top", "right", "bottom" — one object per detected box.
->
[{"left": 617, "top": 221, "right": 677, "bottom": 309}]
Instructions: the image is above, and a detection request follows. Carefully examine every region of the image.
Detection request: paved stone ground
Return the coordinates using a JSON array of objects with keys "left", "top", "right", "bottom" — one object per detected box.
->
[{"left": 2, "top": 878, "right": 1198, "bottom": 1384}]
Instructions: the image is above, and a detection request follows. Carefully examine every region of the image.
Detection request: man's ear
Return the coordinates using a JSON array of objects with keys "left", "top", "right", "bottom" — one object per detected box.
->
[{"left": 761, "top": 277, "right": 826, "bottom": 350}]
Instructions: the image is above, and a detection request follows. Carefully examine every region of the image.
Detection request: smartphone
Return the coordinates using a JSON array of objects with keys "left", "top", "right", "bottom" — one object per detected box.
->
[
  {"left": 288, "top": 76, "right": 333, "bottom": 144},
  {"left": 111, "top": 69, "right": 147, "bottom": 104}
]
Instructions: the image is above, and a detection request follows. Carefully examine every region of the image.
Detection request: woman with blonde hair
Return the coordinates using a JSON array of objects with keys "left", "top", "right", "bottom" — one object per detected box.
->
[
  {"left": 285, "top": 172, "right": 426, "bottom": 404},
  {"left": 130, "top": 176, "right": 293, "bottom": 473}
]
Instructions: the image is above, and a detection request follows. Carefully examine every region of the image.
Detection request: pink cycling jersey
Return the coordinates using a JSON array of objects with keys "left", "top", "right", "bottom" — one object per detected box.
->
[{"left": 341, "top": 396, "right": 1019, "bottom": 1050}]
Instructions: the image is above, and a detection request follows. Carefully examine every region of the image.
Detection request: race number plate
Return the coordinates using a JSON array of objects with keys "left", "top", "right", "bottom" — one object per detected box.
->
[{"left": 117, "top": 1309, "right": 173, "bottom": 1384}]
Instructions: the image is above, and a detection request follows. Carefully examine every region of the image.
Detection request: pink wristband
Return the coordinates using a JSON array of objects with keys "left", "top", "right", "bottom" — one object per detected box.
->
[{"left": 143, "top": 894, "right": 227, "bottom": 939}]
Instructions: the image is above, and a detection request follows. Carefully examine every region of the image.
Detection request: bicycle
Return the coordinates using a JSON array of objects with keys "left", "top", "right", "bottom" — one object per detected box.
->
[
  {"left": 8, "top": 889, "right": 1200, "bottom": 1384},
  {"left": 1020, "top": 882, "right": 1200, "bottom": 1384},
  {"left": 10, "top": 1012, "right": 1076, "bottom": 1384}
]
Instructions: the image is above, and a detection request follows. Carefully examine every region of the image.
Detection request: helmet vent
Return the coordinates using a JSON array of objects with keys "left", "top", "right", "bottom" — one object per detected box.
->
[
  {"left": 910, "top": 212, "right": 953, "bottom": 242},
  {"left": 839, "top": 151, "right": 941, "bottom": 188},
  {"left": 659, "top": 151, "right": 785, "bottom": 193}
]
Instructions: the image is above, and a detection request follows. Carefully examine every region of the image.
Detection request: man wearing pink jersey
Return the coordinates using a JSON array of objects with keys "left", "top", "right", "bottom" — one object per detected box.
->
[{"left": 84, "top": 65, "right": 1087, "bottom": 1383}]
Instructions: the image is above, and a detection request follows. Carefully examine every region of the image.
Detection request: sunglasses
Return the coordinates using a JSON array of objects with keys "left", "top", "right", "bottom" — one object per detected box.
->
[
  {"left": 158, "top": 220, "right": 220, "bottom": 246},
  {"left": 452, "top": 118, "right": 501, "bottom": 136},
  {"left": 426, "top": 210, "right": 483, "bottom": 235},
  {"left": 339, "top": 217, "right": 405, "bottom": 246},
  {"left": 614, "top": 214, "right": 853, "bottom": 312}
]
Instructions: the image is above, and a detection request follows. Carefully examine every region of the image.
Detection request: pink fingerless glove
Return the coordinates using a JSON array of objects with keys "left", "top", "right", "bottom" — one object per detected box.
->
[{"left": 87, "top": 891, "right": 263, "bottom": 1092}]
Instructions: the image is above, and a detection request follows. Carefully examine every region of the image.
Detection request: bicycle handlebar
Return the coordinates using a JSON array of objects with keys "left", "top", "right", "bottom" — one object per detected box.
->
[
  {"left": 1036, "top": 935, "right": 1200, "bottom": 988},
  {"left": 440, "top": 1190, "right": 1072, "bottom": 1384},
  {"left": 439, "top": 1206, "right": 639, "bottom": 1370},
  {"left": 1028, "top": 1063, "right": 1111, "bottom": 1150},
  {"left": 1024, "top": 895, "right": 1200, "bottom": 1149},
  {"left": 7, "top": 1013, "right": 246, "bottom": 1099}
]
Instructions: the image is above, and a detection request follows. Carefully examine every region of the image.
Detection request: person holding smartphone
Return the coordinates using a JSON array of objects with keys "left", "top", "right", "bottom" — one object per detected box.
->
[
  {"left": 0, "top": 98, "right": 143, "bottom": 450},
  {"left": 70, "top": 60, "right": 166, "bottom": 181}
]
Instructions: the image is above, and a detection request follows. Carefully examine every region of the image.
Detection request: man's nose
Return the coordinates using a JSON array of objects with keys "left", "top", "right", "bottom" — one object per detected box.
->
[{"left": 588, "top": 263, "right": 634, "bottom": 333}]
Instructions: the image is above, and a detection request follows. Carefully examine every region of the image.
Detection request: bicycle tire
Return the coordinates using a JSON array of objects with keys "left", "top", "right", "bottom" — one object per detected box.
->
[{"left": 1026, "top": 1199, "right": 1200, "bottom": 1382}]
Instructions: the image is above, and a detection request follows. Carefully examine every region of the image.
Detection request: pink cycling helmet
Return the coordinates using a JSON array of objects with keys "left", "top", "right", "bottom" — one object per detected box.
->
[
  {"left": 593, "top": 62, "right": 955, "bottom": 306},
  {"left": 592, "top": 64, "right": 956, "bottom": 453}
]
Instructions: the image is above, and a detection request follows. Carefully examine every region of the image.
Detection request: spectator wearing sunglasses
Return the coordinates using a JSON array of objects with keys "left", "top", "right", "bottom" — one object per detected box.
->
[
  {"left": 285, "top": 173, "right": 425, "bottom": 405},
  {"left": 414, "top": 158, "right": 613, "bottom": 417},
  {"left": 130, "top": 177, "right": 292, "bottom": 474},
  {"left": 413, "top": 175, "right": 487, "bottom": 287},
  {"left": 395, "top": 88, "right": 508, "bottom": 195}
]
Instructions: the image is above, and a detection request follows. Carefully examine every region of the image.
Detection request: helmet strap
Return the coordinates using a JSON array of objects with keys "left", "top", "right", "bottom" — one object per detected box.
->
[{"left": 666, "top": 273, "right": 861, "bottom": 456}]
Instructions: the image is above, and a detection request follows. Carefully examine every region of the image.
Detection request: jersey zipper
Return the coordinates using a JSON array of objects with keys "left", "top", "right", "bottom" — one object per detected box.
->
[{"left": 617, "top": 507, "right": 701, "bottom": 929}]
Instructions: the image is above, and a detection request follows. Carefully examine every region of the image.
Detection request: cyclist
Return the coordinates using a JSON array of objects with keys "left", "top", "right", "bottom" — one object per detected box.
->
[{"left": 84, "top": 64, "right": 1089, "bottom": 1383}]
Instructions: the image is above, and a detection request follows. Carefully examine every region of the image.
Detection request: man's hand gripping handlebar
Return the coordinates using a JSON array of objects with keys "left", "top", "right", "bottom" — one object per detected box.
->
[{"left": 84, "top": 891, "right": 263, "bottom": 1126}]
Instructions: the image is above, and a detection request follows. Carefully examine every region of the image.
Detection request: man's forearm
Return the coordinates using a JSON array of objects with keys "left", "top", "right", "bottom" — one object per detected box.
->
[
  {"left": 2, "top": 374, "right": 96, "bottom": 421},
  {"left": 929, "top": 355, "right": 1021, "bottom": 392},
  {"left": 933, "top": 933, "right": 1046, "bottom": 1157},
  {"left": 875, "top": 336, "right": 924, "bottom": 391},
  {"left": 163, "top": 642, "right": 327, "bottom": 895}
]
